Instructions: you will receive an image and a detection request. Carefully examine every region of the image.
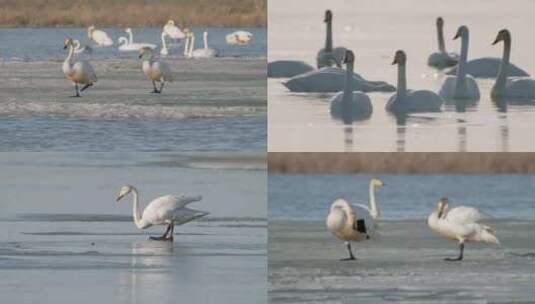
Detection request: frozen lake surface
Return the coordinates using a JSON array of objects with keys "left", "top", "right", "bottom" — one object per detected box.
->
[{"left": 268, "top": 0, "right": 535, "bottom": 152}]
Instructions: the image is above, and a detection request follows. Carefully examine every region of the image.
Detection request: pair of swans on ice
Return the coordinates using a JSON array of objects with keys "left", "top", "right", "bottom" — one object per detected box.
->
[
  {"left": 62, "top": 38, "right": 173, "bottom": 96},
  {"left": 327, "top": 179, "right": 500, "bottom": 261},
  {"left": 116, "top": 185, "right": 208, "bottom": 242}
]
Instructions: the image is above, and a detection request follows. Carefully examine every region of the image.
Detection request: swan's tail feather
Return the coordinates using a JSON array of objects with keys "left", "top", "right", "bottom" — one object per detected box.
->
[
  {"left": 480, "top": 226, "right": 500, "bottom": 245},
  {"left": 173, "top": 207, "right": 209, "bottom": 226}
]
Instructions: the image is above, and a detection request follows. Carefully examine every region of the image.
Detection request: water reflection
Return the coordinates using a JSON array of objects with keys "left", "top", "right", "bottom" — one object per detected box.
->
[
  {"left": 394, "top": 114, "right": 408, "bottom": 152},
  {"left": 457, "top": 118, "right": 467, "bottom": 152},
  {"left": 343, "top": 125, "right": 354, "bottom": 152}
]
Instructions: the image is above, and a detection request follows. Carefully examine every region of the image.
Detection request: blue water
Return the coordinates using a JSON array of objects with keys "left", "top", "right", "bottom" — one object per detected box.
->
[
  {"left": 269, "top": 174, "right": 535, "bottom": 220},
  {"left": 0, "top": 27, "right": 266, "bottom": 60}
]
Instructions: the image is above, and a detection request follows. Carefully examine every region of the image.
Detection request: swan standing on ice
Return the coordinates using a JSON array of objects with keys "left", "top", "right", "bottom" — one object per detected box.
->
[
  {"left": 226, "top": 31, "right": 253, "bottom": 45},
  {"left": 427, "top": 17, "right": 459, "bottom": 69},
  {"left": 139, "top": 47, "right": 173, "bottom": 93},
  {"left": 387, "top": 50, "right": 444, "bottom": 113},
  {"left": 87, "top": 26, "right": 113, "bottom": 47},
  {"left": 491, "top": 29, "right": 535, "bottom": 100},
  {"left": 330, "top": 50, "right": 373, "bottom": 121},
  {"left": 163, "top": 20, "right": 185, "bottom": 40},
  {"left": 72, "top": 39, "right": 93, "bottom": 55},
  {"left": 326, "top": 178, "right": 385, "bottom": 260},
  {"left": 439, "top": 26, "right": 480, "bottom": 100},
  {"left": 62, "top": 38, "right": 97, "bottom": 97},
  {"left": 267, "top": 60, "right": 314, "bottom": 78},
  {"left": 317, "top": 10, "right": 346, "bottom": 68},
  {"left": 427, "top": 198, "right": 500, "bottom": 261},
  {"left": 191, "top": 31, "right": 218, "bottom": 58},
  {"left": 116, "top": 185, "right": 208, "bottom": 241}
]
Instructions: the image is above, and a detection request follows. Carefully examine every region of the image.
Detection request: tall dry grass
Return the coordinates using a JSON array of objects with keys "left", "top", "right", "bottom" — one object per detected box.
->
[
  {"left": 269, "top": 153, "right": 535, "bottom": 174},
  {"left": 0, "top": 0, "right": 266, "bottom": 27}
]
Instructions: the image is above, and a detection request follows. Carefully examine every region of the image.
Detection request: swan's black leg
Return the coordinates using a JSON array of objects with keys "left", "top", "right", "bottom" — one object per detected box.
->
[
  {"left": 166, "top": 224, "right": 174, "bottom": 242},
  {"left": 72, "top": 84, "right": 81, "bottom": 97},
  {"left": 159, "top": 82, "right": 165, "bottom": 93},
  {"left": 151, "top": 81, "right": 160, "bottom": 93},
  {"left": 81, "top": 83, "right": 93, "bottom": 92},
  {"left": 340, "top": 242, "right": 356, "bottom": 261},
  {"left": 150, "top": 224, "right": 172, "bottom": 241},
  {"left": 445, "top": 243, "right": 464, "bottom": 261}
]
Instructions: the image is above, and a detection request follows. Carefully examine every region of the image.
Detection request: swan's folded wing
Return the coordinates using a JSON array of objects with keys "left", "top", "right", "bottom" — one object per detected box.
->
[
  {"left": 445, "top": 206, "right": 485, "bottom": 224},
  {"left": 172, "top": 207, "right": 209, "bottom": 225}
]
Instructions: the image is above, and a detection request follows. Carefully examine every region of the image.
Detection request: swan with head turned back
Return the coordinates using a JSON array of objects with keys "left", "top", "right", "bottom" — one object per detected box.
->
[
  {"left": 330, "top": 50, "right": 372, "bottom": 122},
  {"left": 427, "top": 17, "right": 458, "bottom": 69},
  {"left": 191, "top": 31, "right": 218, "bottom": 58},
  {"left": 326, "top": 178, "right": 384, "bottom": 260},
  {"left": 387, "top": 50, "right": 444, "bottom": 113},
  {"left": 428, "top": 197, "right": 500, "bottom": 261},
  {"left": 62, "top": 38, "right": 97, "bottom": 97},
  {"left": 316, "top": 10, "right": 346, "bottom": 68},
  {"left": 87, "top": 25, "right": 113, "bottom": 47},
  {"left": 439, "top": 26, "right": 480, "bottom": 100},
  {"left": 139, "top": 47, "right": 173, "bottom": 93},
  {"left": 116, "top": 185, "right": 208, "bottom": 241},
  {"left": 491, "top": 29, "right": 535, "bottom": 100}
]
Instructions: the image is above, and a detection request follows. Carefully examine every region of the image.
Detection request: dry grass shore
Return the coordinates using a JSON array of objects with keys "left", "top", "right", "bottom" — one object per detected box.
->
[
  {"left": 0, "top": 0, "right": 266, "bottom": 27},
  {"left": 268, "top": 153, "right": 535, "bottom": 174}
]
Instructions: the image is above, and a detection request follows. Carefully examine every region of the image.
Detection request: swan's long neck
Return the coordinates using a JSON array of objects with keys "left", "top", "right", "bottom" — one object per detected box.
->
[
  {"left": 203, "top": 33, "right": 208, "bottom": 50},
  {"left": 130, "top": 187, "right": 145, "bottom": 229},
  {"left": 437, "top": 23, "right": 446, "bottom": 53},
  {"left": 325, "top": 20, "right": 333, "bottom": 52},
  {"left": 396, "top": 62, "right": 407, "bottom": 97},
  {"left": 127, "top": 30, "right": 133, "bottom": 44},
  {"left": 368, "top": 183, "right": 379, "bottom": 220},
  {"left": 495, "top": 36, "right": 511, "bottom": 91},
  {"left": 183, "top": 35, "right": 190, "bottom": 56},
  {"left": 65, "top": 45, "right": 74, "bottom": 65},
  {"left": 189, "top": 34, "right": 195, "bottom": 57},
  {"left": 161, "top": 32, "right": 168, "bottom": 51},
  {"left": 455, "top": 32, "right": 469, "bottom": 95},
  {"left": 343, "top": 60, "right": 354, "bottom": 102}
]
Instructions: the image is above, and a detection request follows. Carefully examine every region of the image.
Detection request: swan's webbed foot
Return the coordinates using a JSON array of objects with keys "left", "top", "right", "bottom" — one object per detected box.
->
[
  {"left": 444, "top": 256, "right": 463, "bottom": 262},
  {"left": 151, "top": 89, "right": 161, "bottom": 94},
  {"left": 340, "top": 256, "right": 356, "bottom": 261},
  {"left": 444, "top": 243, "right": 464, "bottom": 261},
  {"left": 71, "top": 94, "right": 81, "bottom": 98},
  {"left": 80, "top": 83, "right": 93, "bottom": 92}
]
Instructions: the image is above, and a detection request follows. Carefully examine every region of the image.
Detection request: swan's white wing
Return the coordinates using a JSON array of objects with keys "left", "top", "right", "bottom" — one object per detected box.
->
[
  {"left": 73, "top": 61, "right": 97, "bottom": 83},
  {"left": 164, "top": 25, "right": 185, "bottom": 39},
  {"left": 172, "top": 207, "right": 209, "bottom": 225},
  {"left": 93, "top": 30, "right": 113, "bottom": 46},
  {"left": 352, "top": 203, "right": 377, "bottom": 235},
  {"left": 142, "top": 194, "right": 202, "bottom": 224},
  {"left": 445, "top": 206, "right": 485, "bottom": 224}
]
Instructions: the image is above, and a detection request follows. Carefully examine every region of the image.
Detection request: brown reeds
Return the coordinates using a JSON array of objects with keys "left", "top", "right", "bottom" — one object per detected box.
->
[{"left": 0, "top": 0, "right": 266, "bottom": 27}]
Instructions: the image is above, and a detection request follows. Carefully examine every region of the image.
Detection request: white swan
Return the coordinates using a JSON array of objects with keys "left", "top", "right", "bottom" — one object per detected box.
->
[
  {"left": 439, "top": 26, "right": 480, "bottom": 100},
  {"left": 125, "top": 28, "right": 157, "bottom": 49},
  {"left": 330, "top": 50, "right": 372, "bottom": 121},
  {"left": 182, "top": 32, "right": 192, "bottom": 58},
  {"left": 326, "top": 178, "right": 384, "bottom": 260},
  {"left": 427, "top": 17, "right": 459, "bottom": 69},
  {"left": 267, "top": 60, "right": 314, "bottom": 78},
  {"left": 116, "top": 185, "right": 208, "bottom": 241},
  {"left": 446, "top": 30, "right": 529, "bottom": 78},
  {"left": 72, "top": 39, "right": 93, "bottom": 55},
  {"left": 427, "top": 198, "right": 500, "bottom": 261},
  {"left": 87, "top": 26, "right": 113, "bottom": 47},
  {"left": 139, "top": 47, "right": 173, "bottom": 93},
  {"left": 117, "top": 37, "right": 138, "bottom": 52},
  {"left": 191, "top": 31, "right": 218, "bottom": 58},
  {"left": 491, "top": 29, "right": 535, "bottom": 100},
  {"left": 226, "top": 31, "right": 253, "bottom": 45},
  {"left": 386, "top": 50, "right": 444, "bottom": 113},
  {"left": 163, "top": 20, "right": 185, "bottom": 39},
  {"left": 62, "top": 38, "right": 97, "bottom": 97},
  {"left": 317, "top": 10, "right": 346, "bottom": 68}
]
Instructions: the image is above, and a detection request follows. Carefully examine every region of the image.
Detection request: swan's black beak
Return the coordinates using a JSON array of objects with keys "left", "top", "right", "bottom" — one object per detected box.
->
[
  {"left": 391, "top": 58, "right": 397, "bottom": 65},
  {"left": 492, "top": 36, "right": 501, "bottom": 45},
  {"left": 63, "top": 45, "right": 67, "bottom": 50},
  {"left": 138, "top": 54, "right": 143, "bottom": 59},
  {"left": 116, "top": 194, "right": 123, "bottom": 202},
  {"left": 453, "top": 32, "right": 461, "bottom": 40}
]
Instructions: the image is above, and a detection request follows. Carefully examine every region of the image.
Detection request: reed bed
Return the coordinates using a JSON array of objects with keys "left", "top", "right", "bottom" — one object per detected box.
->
[
  {"left": 0, "top": 0, "right": 266, "bottom": 27},
  {"left": 268, "top": 153, "right": 535, "bottom": 174}
]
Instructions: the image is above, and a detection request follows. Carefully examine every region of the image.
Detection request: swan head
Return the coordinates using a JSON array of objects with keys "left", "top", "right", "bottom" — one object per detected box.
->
[
  {"left": 117, "top": 37, "right": 128, "bottom": 46},
  {"left": 437, "top": 197, "right": 449, "bottom": 218},
  {"left": 116, "top": 185, "right": 135, "bottom": 202},
  {"left": 370, "top": 178, "right": 385, "bottom": 188},
  {"left": 343, "top": 50, "right": 355, "bottom": 64},
  {"left": 139, "top": 47, "right": 153, "bottom": 59},
  {"left": 392, "top": 50, "right": 406, "bottom": 65},
  {"left": 204, "top": 31, "right": 208, "bottom": 38},
  {"left": 492, "top": 29, "right": 510, "bottom": 45},
  {"left": 453, "top": 25, "right": 468, "bottom": 40},
  {"left": 324, "top": 10, "right": 332, "bottom": 22},
  {"left": 63, "top": 38, "right": 74, "bottom": 49},
  {"left": 167, "top": 20, "right": 175, "bottom": 26},
  {"left": 87, "top": 25, "right": 95, "bottom": 37},
  {"left": 125, "top": 28, "right": 133, "bottom": 34},
  {"left": 436, "top": 17, "right": 443, "bottom": 27}
]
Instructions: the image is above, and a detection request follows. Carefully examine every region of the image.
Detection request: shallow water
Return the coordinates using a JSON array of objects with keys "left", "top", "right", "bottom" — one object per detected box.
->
[
  {"left": 268, "top": 0, "right": 535, "bottom": 152},
  {"left": 0, "top": 152, "right": 266, "bottom": 303},
  {"left": 269, "top": 174, "right": 535, "bottom": 221}
]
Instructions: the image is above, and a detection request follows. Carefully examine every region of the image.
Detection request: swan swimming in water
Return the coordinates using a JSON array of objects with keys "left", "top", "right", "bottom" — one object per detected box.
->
[
  {"left": 163, "top": 20, "right": 185, "bottom": 40},
  {"left": 317, "top": 10, "right": 346, "bottom": 68},
  {"left": 191, "top": 31, "right": 218, "bottom": 58},
  {"left": 330, "top": 50, "right": 373, "bottom": 122},
  {"left": 125, "top": 28, "right": 157, "bottom": 49},
  {"left": 267, "top": 60, "right": 314, "bottom": 78},
  {"left": 491, "top": 29, "right": 535, "bottom": 100},
  {"left": 139, "top": 47, "right": 173, "bottom": 93},
  {"left": 226, "top": 31, "right": 253, "bottom": 45},
  {"left": 439, "top": 26, "right": 480, "bottom": 100},
  {"left": 87, "top": 26, "right": 113, "bottom": 47},
  {"left": 326, "top": 178, "right": 384, "bottom": 260},
  {"left": 427, "top": 17, "right": 459, "bottom": 69},
  {"left": 72, "top": 39, "right": 93, "bottom": 55},
  {"left": 427, "top": 197, "right": 500, "bottom": 261},
  {"left": 387, "top": 50, "right": 444, "bottom": 113},
  {"left": 116, "top": 185, "right": 208, "bottom": 241},
  {"left": 62, "top": 38, "right": 97, "bottom": 97}
]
